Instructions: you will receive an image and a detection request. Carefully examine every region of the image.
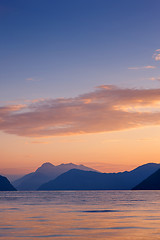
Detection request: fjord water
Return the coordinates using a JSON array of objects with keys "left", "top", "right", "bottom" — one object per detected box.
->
[{"left": 0, "top": 191, "right": 160, "bottom": 240}]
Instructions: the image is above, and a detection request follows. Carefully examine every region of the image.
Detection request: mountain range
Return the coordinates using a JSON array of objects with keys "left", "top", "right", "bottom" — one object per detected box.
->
[
  {"left": 0, "top": 162, "right": 158, "bottom": 191},
  {"left": 38, "top": 163, "right": 160, "bottom": 190},
  {"left": 12, "top": 162, "right": 96, "bottom": 190},
  {"left": 0, "top": 175, "right": 16, "bottom": 191}
]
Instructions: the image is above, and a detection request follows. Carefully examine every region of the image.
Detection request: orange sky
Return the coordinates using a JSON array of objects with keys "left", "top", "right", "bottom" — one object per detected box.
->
[{"left": 1, "top": 124, "right": 160, "bottom": 175}]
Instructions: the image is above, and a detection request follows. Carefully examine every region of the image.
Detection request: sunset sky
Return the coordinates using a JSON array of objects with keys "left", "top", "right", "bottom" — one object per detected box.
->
[{"left": 0, "top": 0, "right": 160, "bottom": 176}]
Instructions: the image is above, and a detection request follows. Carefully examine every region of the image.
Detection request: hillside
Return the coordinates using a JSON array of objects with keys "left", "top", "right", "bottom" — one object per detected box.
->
[
  {"left": 0, "top": 175, "right": 16, "bottom": 191},
  {"left": 133, "top": 169, "right": 160, "bottom": 190}
]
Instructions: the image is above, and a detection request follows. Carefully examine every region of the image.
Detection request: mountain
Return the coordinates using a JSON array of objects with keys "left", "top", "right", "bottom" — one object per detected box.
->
[
  {"left": 38, "top": 163, "right": 160, "bottom": 190},
  {"left": 12, "top": 162, "right": 97, "bottom": 190},
  {"left": 132, "top": 169, "right": 160, "bottom": 190},
  {"left": 0, "top": 175, "right": 16, "bottom": 191}
]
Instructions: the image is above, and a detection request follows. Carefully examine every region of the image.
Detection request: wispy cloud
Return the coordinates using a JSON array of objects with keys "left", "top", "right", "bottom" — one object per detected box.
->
[
  {"left": 1, "top": 85, "right": 160, "bottom": 137},
  {"left": 128, "top": 65, "right": 156, "bottom": 70},
  {"left": 153, "top": 49, "right": 160, "bottom": 61},
  {"left": 26, "top": 77, "right": 40, "bottom": 82},
  {"left": 136, "top": 138, "right": 156, "bottom": 142},
  {"left": 31, "top": 141, "right": 49, "bottom": 144},
  {"left": 149, "top": 77, "right": 160, "bottom": 81}
]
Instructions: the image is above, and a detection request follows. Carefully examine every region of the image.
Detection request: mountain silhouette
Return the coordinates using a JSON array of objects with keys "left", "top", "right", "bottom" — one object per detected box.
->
[
  {"left": 12, "top": 162, "right": 96, "bottom": 190},
  {"left": 38, "top": 163, "right": 160, "bottom": 190},
  {"left": 0, "top": 175, "right": 16, "bottom": 191},
  {"left": 132, "top": 168, "right": 160, "bottom": 190}
]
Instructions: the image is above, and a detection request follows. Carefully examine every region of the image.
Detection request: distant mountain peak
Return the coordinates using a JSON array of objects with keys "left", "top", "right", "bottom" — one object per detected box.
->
[
  {"left": 36, "top": 162, "right": 55, "bottom": 173},
  {"left": 59, "top": 163, "right": 74, "bottom": 166},
  {"left": 131, "top": 162, "right": 160, "bottom": 173},
  {"left": 41, "top": 162, "right": 55, "bottom": 168},
  {"left": 12, "top": 162, "right": 97, "bottom": 190}
]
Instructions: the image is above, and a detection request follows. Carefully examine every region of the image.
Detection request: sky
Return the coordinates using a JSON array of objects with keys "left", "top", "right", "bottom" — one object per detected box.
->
[{"left": 0, "top": 0, "right": 160, "bottom": 176}]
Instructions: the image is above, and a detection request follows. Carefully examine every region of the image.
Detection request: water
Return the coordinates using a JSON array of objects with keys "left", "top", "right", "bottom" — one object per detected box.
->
[{"left": 0, "top": 191, "right": 160, "bottom": 239}]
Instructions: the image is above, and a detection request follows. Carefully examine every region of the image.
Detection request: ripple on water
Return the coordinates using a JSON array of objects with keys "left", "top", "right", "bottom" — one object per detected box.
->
[
  {"left": 81, "top": 209, "right": 120, "bottom": 213},
  {"left": 17, "top": 234, "right": 77, "bottom": 238},
  {"left": 72, "top": 226, "right": 152, "bottom": 230}
]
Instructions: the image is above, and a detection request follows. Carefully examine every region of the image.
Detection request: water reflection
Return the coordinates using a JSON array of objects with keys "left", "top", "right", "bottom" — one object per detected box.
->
[{"left": 0, "top": 191, "right": 160, "bottom": 239}]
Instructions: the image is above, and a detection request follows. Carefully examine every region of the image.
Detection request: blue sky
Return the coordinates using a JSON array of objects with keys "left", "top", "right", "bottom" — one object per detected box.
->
[
  {"left": 1, "top": 0, "right": 160, "bottom": 173},
  {"left": 0, "top": 0, "right": 160, "bottom": 102}
]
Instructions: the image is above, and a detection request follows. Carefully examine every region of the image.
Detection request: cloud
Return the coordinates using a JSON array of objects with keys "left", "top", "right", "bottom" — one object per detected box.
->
[
  {"left": 1, "top": 86, "right": 160, "bottom": 137},
  {"left": 153, "top": 49, "right": 160, "bottom": 61},
  {"left": 26, "top": 77, "right": 40, "bottom": 82},
  {"left": 26, "top": 78, "right": 33, "bottom": 81},
  {"left": 128, "top": 66, "right": 156, "bottom": 70},
  {"left": 31, "top": 141, "right": 49, "bottom": 144},
  {"left": 149, "top": 77, "right": 160, "bottom": 81},
  {"left": 136, "top": 138, "right": 155, "bottom": 142}
]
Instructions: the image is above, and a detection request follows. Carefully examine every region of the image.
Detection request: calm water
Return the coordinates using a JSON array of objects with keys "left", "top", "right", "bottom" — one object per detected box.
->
[{"left": 0, "top": 191, "right": 160, "bottom": 240}]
